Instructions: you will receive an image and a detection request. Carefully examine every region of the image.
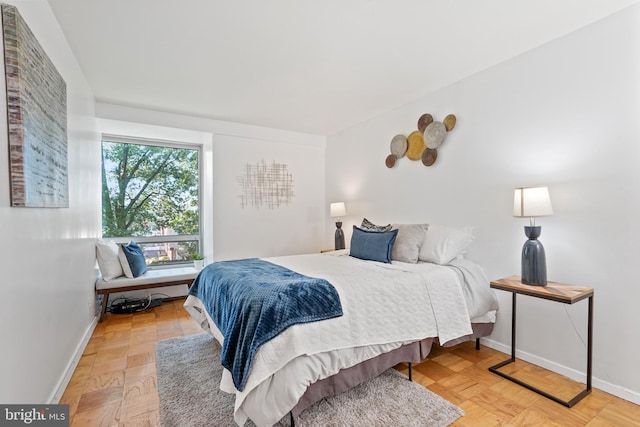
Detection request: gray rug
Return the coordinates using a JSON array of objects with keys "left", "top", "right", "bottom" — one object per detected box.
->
[{"left": 156, "top": 334, "right": 464, "bottom": 426}]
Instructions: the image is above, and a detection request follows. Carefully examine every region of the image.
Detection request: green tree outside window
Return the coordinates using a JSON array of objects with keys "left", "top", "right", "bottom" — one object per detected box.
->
[{"left": 101, "top": 140, "right": 200, "bottom": 264}]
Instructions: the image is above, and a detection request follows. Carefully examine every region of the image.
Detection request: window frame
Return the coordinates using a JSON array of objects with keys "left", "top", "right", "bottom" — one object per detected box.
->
[{"left": 100, "top": 134, "right": 203, "bottom": 269}]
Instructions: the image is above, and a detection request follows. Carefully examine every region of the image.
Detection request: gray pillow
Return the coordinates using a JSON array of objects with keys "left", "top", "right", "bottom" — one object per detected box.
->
[
  {"left": 360, "top": 218, "right": 392, "bottom": 232},
  {"left": 391, "top": 223, "right": 429, "bottom": 263}
]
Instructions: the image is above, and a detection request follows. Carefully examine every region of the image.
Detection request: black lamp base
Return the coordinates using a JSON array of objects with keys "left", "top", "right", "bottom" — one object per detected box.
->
[
  {"left": 521, "top": 226, "right": 547, "bottom": 286},
  {"left": 334, "top": 221, "right": 345, "bottom": 250}
]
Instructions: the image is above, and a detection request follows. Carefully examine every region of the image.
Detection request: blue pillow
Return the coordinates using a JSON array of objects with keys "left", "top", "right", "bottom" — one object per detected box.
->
[
  {"left": 120, "top": 241, "right": 147, "bottom": 277},
  {"left": 349, "top": 226, "right": 398, "bottom": 263}
]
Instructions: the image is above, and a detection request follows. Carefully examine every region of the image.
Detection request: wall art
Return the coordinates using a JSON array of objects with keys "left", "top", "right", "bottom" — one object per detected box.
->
[
  {"left": 385, "top": 113, "right": 456, "bottom": 168},
  {"left": 237, "top": 160, "right": 294, "bottom": 209},
  {"left": 2, "top": 4, "right": 68, "bottom": 207}
]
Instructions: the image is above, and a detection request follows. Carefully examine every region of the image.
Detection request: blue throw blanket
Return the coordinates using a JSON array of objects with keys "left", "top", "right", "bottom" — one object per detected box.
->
[{"left": 188, "top": 258, "right": 343, "bottom": 391}]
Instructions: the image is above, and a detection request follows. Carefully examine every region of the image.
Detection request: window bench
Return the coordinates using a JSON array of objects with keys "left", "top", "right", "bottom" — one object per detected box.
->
[{"left": 96, "top": 266, "right": 199, "bottom": 322}]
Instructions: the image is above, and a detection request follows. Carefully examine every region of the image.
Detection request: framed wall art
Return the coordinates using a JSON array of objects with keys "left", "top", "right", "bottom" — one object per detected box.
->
[{"left": 2, "top": 4, "right": 68, "bottom": 207}]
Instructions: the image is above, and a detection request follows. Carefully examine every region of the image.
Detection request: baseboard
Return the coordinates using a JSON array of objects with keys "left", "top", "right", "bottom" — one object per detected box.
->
[
  {"left": 480, "top": 338, "right": 640, "bottom": 405},
  {"left": 48, "top": 315, "right": 99, "bottom": 404}
]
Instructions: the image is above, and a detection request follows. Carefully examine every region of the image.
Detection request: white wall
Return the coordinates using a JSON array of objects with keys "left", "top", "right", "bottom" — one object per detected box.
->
[
  {"left": 326, "top": 5, "right": 640, "bottom": 403},
  {"left": 96, "top": 104, "right": 327, "bottom": 262},
  {"left": 211, "top": 133, "right": 326, "bottom": 259},
  {"left": 0, "top": 0, "right": 101, "bottom": 403}
]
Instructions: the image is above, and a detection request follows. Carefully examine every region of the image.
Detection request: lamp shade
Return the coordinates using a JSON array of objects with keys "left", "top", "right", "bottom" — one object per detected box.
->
[
  {"left": 513, "top": 187, "right": 553, "bottom": 218},
  {"left": 330, "top": 202, "right": 346, "bottom": 218}
]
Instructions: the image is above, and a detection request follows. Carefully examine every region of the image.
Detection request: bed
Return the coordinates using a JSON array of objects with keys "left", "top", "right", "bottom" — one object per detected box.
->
[{"left": 184, "top": 235, "right": 499, "bottom": 426}]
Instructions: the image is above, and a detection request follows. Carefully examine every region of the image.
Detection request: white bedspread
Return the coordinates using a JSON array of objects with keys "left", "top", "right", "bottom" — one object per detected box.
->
[{"left": 184, "top": 252, "right": 497, "bottom": 426}]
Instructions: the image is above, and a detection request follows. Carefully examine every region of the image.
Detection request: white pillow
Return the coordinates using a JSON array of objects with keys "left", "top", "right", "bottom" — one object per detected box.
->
[
  {"left": 96, "top": 240, "right": 124, "bottom": 281},
  {"left": 418, "top": 225, "right": 474, "bottom": 265},
  {"left": 118, "top": 243, "right": 134, "bottom": 278},
  {"left": 391, "top": 223, "right": 429, "bottom": 263}
]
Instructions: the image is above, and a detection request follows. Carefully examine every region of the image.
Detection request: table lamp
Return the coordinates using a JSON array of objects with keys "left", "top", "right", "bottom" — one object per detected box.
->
[
  {"left": 330, "top": 202, "right": 346, "bottom": 250},
  {"left": 513, "top": 186, "right": 553, "bottom": 286}
]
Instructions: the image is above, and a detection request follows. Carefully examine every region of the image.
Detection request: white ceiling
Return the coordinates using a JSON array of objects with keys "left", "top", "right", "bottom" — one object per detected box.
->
[{"left": 47, "top": 0, "right": 639, "bottom": 135}]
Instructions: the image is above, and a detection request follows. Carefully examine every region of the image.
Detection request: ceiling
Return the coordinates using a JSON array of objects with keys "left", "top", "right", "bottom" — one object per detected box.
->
[{"left": 47, "top": 0, "right": 639, "bottom": 135}]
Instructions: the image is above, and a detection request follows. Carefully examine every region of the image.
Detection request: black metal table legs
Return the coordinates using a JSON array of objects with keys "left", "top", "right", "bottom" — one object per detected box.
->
[{"left": 488, "top": 293, "right": 593, "bottom": 407}]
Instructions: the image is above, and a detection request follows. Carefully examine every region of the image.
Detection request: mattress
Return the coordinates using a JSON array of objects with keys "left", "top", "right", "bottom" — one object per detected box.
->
[{"left": 184, "top": 251, "right": 498, "bottom": 426}]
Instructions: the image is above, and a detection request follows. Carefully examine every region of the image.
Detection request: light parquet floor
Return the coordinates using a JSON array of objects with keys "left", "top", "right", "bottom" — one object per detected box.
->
[{"left": 61, "top": 298, "right": 640, "bottom": 426}]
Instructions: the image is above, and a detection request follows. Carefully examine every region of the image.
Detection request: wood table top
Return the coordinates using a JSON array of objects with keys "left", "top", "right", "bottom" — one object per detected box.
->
[{"left": 490, "top": 276, "right": 593, "bottom": 304}]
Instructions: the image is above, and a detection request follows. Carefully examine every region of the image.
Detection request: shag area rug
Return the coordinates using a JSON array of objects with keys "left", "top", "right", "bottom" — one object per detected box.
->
[{"left": 156, "top": 333, "right": 464, "bottom": 427}]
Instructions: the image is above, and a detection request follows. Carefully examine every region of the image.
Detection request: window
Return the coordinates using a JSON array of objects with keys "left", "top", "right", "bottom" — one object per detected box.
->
[{"left": 101, "top": 136, "right": 201, "bottom": 267}]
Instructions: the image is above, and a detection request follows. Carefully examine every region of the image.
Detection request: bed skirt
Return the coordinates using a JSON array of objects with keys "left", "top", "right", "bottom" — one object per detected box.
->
[{"left": 291, "top": 322, "right": 494, "bottom": 417}]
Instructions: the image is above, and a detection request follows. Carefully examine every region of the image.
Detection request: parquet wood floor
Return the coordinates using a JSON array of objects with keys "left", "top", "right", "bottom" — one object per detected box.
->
[{"left": 61, "top": 298, "right": 640, "bottom": 426}]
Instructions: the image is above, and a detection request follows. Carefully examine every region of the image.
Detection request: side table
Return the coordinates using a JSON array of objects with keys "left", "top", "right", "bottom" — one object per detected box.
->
[{"left": 488, "top": 276, "right": 593, "bottom": 407}]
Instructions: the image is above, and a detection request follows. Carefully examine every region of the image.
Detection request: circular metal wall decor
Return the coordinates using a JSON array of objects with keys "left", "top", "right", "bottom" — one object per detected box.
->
[
  {"left": 422, "top": 148, "right": 437, "bottom": 166},
  {"left": 424, "top": 121, "right": 446, "bottom": 149},
  {"left": 390, "top": 134, "right": 407, "bottom": 158},
  {"left": 406, "top": 131, "right": 426, "bottom": 160},
  {"left": 384, "top": 112, "right": 456, "bottom": 168},
  {"left": 443, "top": 114, "right": 456, "bottom": 131},
  {"left": 417, "top": 113, "right": 433, "bottom": 132},
  {"left": 385, "top": 154, "right": 396, "bottom": 168}
]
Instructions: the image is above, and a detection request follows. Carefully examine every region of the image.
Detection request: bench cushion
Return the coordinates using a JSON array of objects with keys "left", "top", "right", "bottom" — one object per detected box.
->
[{"left": 96, "top": 266, "right": 199, "bottom": 291}]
